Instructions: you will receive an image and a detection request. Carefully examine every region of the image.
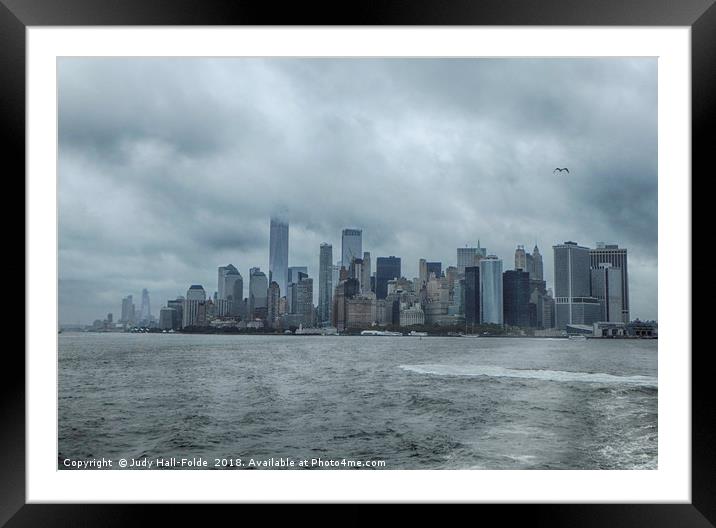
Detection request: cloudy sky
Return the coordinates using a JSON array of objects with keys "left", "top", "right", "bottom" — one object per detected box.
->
[{"left": 58, "top": 58, "right": 657, "bottom": 324}]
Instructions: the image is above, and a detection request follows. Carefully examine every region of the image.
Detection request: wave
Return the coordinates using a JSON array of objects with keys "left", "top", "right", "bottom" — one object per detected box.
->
[{"left": 398, "top": 364, "right": 657, "bottom": 387}]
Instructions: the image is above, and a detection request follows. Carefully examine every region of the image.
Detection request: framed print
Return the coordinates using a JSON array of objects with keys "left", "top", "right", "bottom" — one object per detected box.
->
[{"left": 4, "top": 0, "right": 713, "bottom": 524}]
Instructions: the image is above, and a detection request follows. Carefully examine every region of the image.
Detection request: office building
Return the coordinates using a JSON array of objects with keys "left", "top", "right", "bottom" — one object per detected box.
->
[
  {"left": 590, "top": 243, "right": 630, "bottom": 322},
  {"left": 249, "top": 267, "right": 269, "bottom": 320},
  {"left": 375, "top": 256, "right": 401, "bottom": 299},
  {"left": 120, "top": 295, "right": 135, "bottom": 324},
  {"left": 503, "top": 269, "right": 531, "bottom": 327},
  {"left": 480, "top": 256, "right": 503, "bottom": 325},
  {"left": 269, "top": 217, "right": 289, "bottom": 295},
  {"left": 341, "top": 228, "right": 362, "bottom": 269},
  {"left": 464, "top": 266, "right": 480, "bottom": 326},
  {"left": 532, "top": 245, "right": 544, "bottom": 281},
  {"left": 590, "top": 264, "right": 624, "bottom": 323},
  {"left": 554, "top": 242, "right": 602, "bottom": 329},
  {"left": 514, "top": 246, "right": 527, "bottom": 271},
  {"left": 361, "top": 252, "right": 372, "bottom": 295},
  {"left": 318, "top": 243, "right": 333, "bottom": 325},
  {"left": 267, "top": 281, "right": 281, "bottom": 329},
  {"left": 182, "top": 285, "right": 207, "bottom": 328}
]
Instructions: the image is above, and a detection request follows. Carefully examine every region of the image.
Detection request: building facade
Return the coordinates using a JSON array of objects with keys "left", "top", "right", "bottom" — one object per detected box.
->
[
  {"left": 554, "top": 242, "right": 602, "bottom": 329},
  {"left": 590, "top": 243, "right": 629, "bottom": 322},
  {"left": 269, "top": 217, "right": 289, "bottom": 295},
  {"left": 503, "top": 269, "right": 531, "bottom": 327},
  {"left": 480, "top": 256, "right": 503, "bottom": 325},
  {"left": 375, "top": 256, "right": 401, "bottom": 300},
  {"left": 341, "top": 228, "right": 362, "bottom": 269}
]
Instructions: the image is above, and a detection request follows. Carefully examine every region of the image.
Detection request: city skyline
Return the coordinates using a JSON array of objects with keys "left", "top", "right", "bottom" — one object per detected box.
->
[{"left": 58, "top": 57, "right": 657, "bottom": 324}]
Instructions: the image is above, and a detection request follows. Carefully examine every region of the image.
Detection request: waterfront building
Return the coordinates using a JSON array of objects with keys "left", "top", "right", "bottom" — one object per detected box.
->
[
  {"left": 249, "top": 267, "right": 268, "bottom": 320},
  {"left": 464, "top": 266, "right": 480, "bottom": 326},
  {"left": 138, "top": 288, "right": 151, "bottom": 323},
  {"left": 120, "top": 295, "right": 135, "bottom": 324},
  {"left": 553, "top": 242, "right": 602, "bottom": 329},
  {"left": 159, "top": 307, "right": 175, "bottom": 330},
  {"left": 295, "top": 276, "right": 314, "bottom": 327},
  {"left": 590, "top": 264, "right": 624, "bottom": 323},
  {"left": 267, "top": 281, "right": 281, "bottom": 329},
  {"left": 376, "top": 256, "right": 401, "bottom": 299},
  {"left": 345, "top": 294, "right": 377, "bottom": 328},
  {"left": 318, "top": 243, "right": 333, "bottom": 325},
  {"left": 590, "top": 243, "right": 630, "bottom": 322},
  {"left": 341, "top": 228, "right": 362, "bottom": 269},
  {"left": 400, "top": 303, "right": 425, "bottom": 326},
  {"left": 480, "top": 256, "right": 503, "bottom": 325},
  {"left": 182, "top": 285, "right": 207, "bottom": 328},
  {"left": 503, "top": 269, "right": 531, "bottom": 327},
  {"left": 332, "top": 277, "right": 360, "bottom": 330},
  {"left": 269, "top": 217, "right": 289, "bottom": 295}
]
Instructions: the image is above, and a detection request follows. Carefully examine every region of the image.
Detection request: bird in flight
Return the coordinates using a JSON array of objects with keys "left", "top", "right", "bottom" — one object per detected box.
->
[{"left": 553, "top": 167, "right": 570, "bottom": 174}]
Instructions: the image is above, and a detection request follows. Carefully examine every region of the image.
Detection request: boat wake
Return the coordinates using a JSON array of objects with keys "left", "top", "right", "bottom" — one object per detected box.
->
[{"left": 398, "top": 364, "right": 657, "bottom": 387}]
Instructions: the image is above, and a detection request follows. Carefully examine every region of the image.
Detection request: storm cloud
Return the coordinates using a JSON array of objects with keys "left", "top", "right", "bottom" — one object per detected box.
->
[{"left": 58, "top": 58, "right": 657, "bottom": 324}]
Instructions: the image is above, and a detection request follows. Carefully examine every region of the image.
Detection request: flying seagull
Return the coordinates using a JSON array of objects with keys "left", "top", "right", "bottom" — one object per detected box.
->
[{"left": 553, "top": 167, "right": 570, "bottom": 174}]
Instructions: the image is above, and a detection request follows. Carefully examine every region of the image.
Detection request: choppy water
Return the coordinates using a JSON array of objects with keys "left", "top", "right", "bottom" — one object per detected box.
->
[{"left": 58, "top": 333, "right": 657, "bottom": 469}]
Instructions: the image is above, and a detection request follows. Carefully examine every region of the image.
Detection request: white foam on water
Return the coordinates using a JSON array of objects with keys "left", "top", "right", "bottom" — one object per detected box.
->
[{"left": 398, "top": 364, "right": 657, "bottom": 387}]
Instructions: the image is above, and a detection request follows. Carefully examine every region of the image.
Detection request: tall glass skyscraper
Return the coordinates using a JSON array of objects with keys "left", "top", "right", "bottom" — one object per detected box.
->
[
  {"left": 318, "top": 243, "right": 333, "bottom": 325},
  {"left": 503, "top": 269, "right": 531, "bottom": 327},
  {"left": 341, "top": 228, "right": 362, "bottom": 269},
  {"left": 375, "top": 256, "right": 401, "bottom": 300},
  {"left": 464, "top": 266, "right": 480, "bottom": 327},
  {"left": 480, "top": 256, "right": 503, "bottom": 325},
  {"left": 269, "top": 217, "right": 289, "bottom": 296}
]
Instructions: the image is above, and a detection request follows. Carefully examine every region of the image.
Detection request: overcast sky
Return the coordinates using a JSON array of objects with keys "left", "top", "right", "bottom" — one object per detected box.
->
[{"left": 58, "top": 58, "right": 657, "bottom": 324}]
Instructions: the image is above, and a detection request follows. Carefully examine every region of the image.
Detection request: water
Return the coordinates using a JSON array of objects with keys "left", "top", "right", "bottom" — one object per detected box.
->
[{"left": 58, "top": 333, "right": 657, "bottom": 469}]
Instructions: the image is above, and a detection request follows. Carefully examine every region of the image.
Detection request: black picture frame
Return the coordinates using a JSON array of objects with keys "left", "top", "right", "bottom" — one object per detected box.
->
[{"left": 3, "top": 0, "right": 711, "bottom": 524}]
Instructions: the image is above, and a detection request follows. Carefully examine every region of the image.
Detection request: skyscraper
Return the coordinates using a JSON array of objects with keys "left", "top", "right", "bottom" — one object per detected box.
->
[
  {"left": 457, "top": 241, "right": 486, "bottom": 274},
  {"left": 514, "top": 246, "right": 527, "bottom": 270},
  {"left": 464, "top": 266, "right": 480, "bottom": 327},
  {"left": 288, "top": 266, "right": 308, "bottom": 286},
  {"left": 249, "top": 267, "right": 269, "bottom": 320},
  {"left": 218, "top": 264, "right": 240, "bottom": 299},
  {"left": 503, "top": 269, "right": 531, "bottom": 327},
  {"left": 553, "top": 242, "right": 601, "bottom": 329},
  {"left": 361, "top": 252, "right": 372, "bottom": 295},
  {"left": 532, "top": 245, "right": 544, "bottom": 281},
  {"left": 267, "top": 281, "right": 281, "bottom": 329},
  {"left": 139, "top": 288, "right": 151, "bottom": 323},
  {"left": 318, "top": 243, "right": 333, "bottom": 326},
  {"left": 341, "top": 228, "right": 362, "bottom": 269},
  {"left": 269, "top": 217, "right": 289, "bottom": 295},
  {"left": 590, "top": 264, "right": 624, "bottom": 323},
  {"left": 375, "top": 256, "right": 401, "bottom": 300},
  {"left": 590, "top": 243, "right": 629, "bottom": 322},
  {"left": 120, "top": 295, "right": 135, "bottom": 324},
  {"left": 182, "top": 285, "right": 207, "bottom": 328},
  {"left": 426, "top": 262, "right": 442, "bottom": 279},
  {"left": 296, "top": 276, "right": 314, "bottom": 327},
  {"left": 480, "top": 256, "right": 503, "bottom": 325},
  {"left": 418, "top": 258, "right": 428, "bottom": 285}
]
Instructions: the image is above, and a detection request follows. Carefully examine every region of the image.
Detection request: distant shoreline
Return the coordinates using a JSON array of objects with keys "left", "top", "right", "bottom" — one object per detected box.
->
[{"left": 60, "top": 330, "right": 656, "bottom": 340}]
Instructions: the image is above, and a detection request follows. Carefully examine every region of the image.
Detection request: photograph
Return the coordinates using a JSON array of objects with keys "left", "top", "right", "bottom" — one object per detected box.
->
[{"left": 57, "top": 56, "right": 658, "bottom": 471}]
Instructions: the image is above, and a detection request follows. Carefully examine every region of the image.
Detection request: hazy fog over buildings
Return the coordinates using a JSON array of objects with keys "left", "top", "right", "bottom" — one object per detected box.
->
[{"left": 58, "top": 57, "right": 657, "bottom": 324}]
